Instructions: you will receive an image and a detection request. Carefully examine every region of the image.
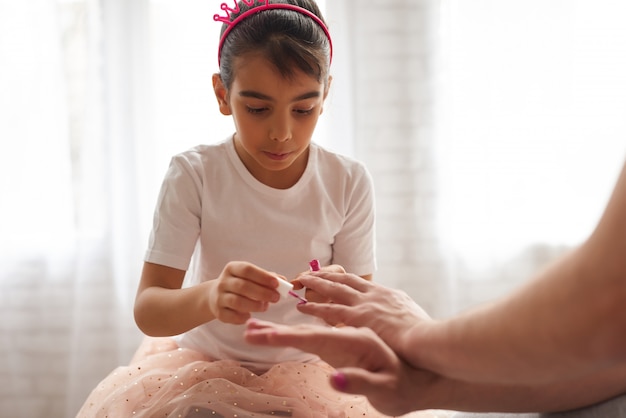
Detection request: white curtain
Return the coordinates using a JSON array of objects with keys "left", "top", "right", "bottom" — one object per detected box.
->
[
  {"left": 1, "top": 0, "right": 147, "bottom": 415},
  {"left": 436, "top": 0, "right": 626, "bottom": 311},
  {"left": 326, "top": 0, "right": 626, "bottom": 316},
  {"left": 325, "top": 0, "right": 455, "bottom": 317},
  {"left": 1, "top": 0, "right": 626, "bottom": 417}
]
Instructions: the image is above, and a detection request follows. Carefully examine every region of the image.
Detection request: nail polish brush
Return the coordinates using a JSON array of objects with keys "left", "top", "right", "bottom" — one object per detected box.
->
[{"left": 275, "top": 276, "right": 308, "bottom": 304}]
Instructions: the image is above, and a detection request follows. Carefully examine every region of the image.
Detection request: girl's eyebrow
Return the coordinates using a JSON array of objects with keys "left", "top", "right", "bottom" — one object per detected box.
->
[{"left": 239, "top": 90, "right": 321, "bottom": 102}]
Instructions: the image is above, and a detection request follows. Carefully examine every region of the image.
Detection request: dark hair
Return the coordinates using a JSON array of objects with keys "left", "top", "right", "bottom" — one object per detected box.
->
[{"left": 218, "top": 0, "right": 331, "bottom": 90}]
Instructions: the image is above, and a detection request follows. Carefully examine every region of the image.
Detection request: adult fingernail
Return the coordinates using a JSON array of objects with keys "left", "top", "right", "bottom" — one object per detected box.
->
[{"left": 331, "top": 371, "right": 348, "bottom": 391}]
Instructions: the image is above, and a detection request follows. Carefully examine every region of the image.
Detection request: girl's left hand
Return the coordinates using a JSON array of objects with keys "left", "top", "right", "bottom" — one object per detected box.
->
[{"left": 291, "top": 263, "right": 346, "bottom": 303}]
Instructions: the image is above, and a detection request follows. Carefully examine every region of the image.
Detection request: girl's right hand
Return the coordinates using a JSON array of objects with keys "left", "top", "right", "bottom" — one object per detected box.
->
[{"left": 207, "top": 261, "right": 282, "bottom": 325}]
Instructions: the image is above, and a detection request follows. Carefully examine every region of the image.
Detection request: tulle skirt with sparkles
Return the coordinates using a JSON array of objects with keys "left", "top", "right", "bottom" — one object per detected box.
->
[{"left": 76, "top": 336, "right": 447, "bottom": 418}]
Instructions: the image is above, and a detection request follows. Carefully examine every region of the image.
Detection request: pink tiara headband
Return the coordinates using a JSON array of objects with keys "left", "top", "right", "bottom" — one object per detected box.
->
[{"left": 214, "top": 0, "right": 333, "bottom": 66}]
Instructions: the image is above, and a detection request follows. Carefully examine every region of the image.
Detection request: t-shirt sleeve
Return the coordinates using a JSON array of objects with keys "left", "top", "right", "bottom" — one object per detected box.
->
[
  {"left": 144, "top": 154, "right": 202, "bottom": 271},
  {"left": 331, "top": 162, "right": 377, "bottom": 276}
]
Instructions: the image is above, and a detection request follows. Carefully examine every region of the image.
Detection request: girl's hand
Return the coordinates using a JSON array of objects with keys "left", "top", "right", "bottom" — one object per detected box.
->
[
  {"left": 207, "top": 261, "right": 281, "bottom": 325},
  {"left": 292, "top": 263, "right": 346, "bottom": 303}
]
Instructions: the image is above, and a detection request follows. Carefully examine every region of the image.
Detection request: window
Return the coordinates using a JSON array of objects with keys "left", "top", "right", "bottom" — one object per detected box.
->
[{"left": 437, "top": 0, "right": 626, "bottom": 265}]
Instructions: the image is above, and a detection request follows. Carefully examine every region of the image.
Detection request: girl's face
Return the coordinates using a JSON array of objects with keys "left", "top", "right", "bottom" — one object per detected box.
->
[{"left": 213, "top": 53, "right": 329, "bottom": 189}]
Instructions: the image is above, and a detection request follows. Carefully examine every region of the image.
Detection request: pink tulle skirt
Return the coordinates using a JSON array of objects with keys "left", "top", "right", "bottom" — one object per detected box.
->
[{"left": 76, "top": 336, "right": 446, "bottom": 418}]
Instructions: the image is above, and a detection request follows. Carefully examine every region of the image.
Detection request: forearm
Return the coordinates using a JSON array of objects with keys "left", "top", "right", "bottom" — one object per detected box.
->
[
  {"left": 411, "top": 241, "right": 626, "bottom": 385},
  {"left": 134, "top": 281, "right": 215, "bottom": 337},
  {"left": 410, "top": 163, "right": 626, "bottom": 386}
]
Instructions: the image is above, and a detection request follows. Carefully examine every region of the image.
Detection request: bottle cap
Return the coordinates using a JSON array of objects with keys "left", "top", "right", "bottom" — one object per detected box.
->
[{"left": 275, "top": 276, "right": 294, "bottom": 299}]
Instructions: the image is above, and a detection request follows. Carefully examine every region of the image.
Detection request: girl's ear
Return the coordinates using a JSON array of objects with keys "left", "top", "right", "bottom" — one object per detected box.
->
[{"left": 212, "top": 73, "right": 232, "bottom": 116}]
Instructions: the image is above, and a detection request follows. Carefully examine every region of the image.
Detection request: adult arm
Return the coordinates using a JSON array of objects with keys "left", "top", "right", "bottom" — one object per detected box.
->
[
  {"left": 293, "top": 160, "right": 626, "bottom": 386},
  {"left": 245, "top": 319, "right": 626, "bottom": 415},
  {"left": 412, "top": 159, "right": 626, "bottom": 385}
]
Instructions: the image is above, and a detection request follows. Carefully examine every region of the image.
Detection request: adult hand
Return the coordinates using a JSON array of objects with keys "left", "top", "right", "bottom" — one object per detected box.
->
[
  {"left": 207, "top": 261, "right": 281, "bottom": 324},
  {"left": 245, "top": 318, "right": 438, "bottom": 416},
  {"left": 293, "top": 272, "right": 431, "bottom": 363}
]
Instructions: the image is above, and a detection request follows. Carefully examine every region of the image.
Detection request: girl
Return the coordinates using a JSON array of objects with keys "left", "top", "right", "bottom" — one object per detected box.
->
[{"left": 77, "top": 1, "right": 383, "bottom": 416}]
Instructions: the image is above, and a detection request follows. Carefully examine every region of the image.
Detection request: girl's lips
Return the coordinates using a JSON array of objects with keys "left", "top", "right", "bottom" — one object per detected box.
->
[{"left": 264, "top": 151, "right": 291, "bottom": 161}]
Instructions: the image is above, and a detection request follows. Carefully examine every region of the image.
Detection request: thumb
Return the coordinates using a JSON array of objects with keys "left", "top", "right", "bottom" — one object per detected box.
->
[
  {"left": 331, "top": 367, "right": 416, "bottom": 417},
  {"left": 330, "top": 368, "right": 387, "bottom": 397}
]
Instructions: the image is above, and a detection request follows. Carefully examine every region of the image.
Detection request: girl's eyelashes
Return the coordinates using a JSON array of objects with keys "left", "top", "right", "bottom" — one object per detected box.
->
[
  {"left": 245, "top": 106, "right": 316, "bottom": 116},
  {"left": 294, "top": 107, "right": 314, "bottom": 115},
  {"left": 246, "top": 106, "right": 268, "bottom": 114}
]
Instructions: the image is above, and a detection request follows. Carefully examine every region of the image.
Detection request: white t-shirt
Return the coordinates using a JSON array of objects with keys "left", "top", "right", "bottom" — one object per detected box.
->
[{"left": 145, "top": 136, "right": 376, "bottom": 371}]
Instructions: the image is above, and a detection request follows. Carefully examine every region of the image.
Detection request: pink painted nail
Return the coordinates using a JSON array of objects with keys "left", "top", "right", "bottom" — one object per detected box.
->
[
  {"left": 309, "top": 259, "right": 320, "bottom": 271},
  {"left": 331, "top": 371, "right": 348, "bottom": 390}
]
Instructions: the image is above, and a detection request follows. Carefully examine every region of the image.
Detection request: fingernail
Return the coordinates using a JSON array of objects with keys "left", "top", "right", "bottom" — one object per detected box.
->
[{"left": 331, "top": 371, "right": 348, "bottom": 390}]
